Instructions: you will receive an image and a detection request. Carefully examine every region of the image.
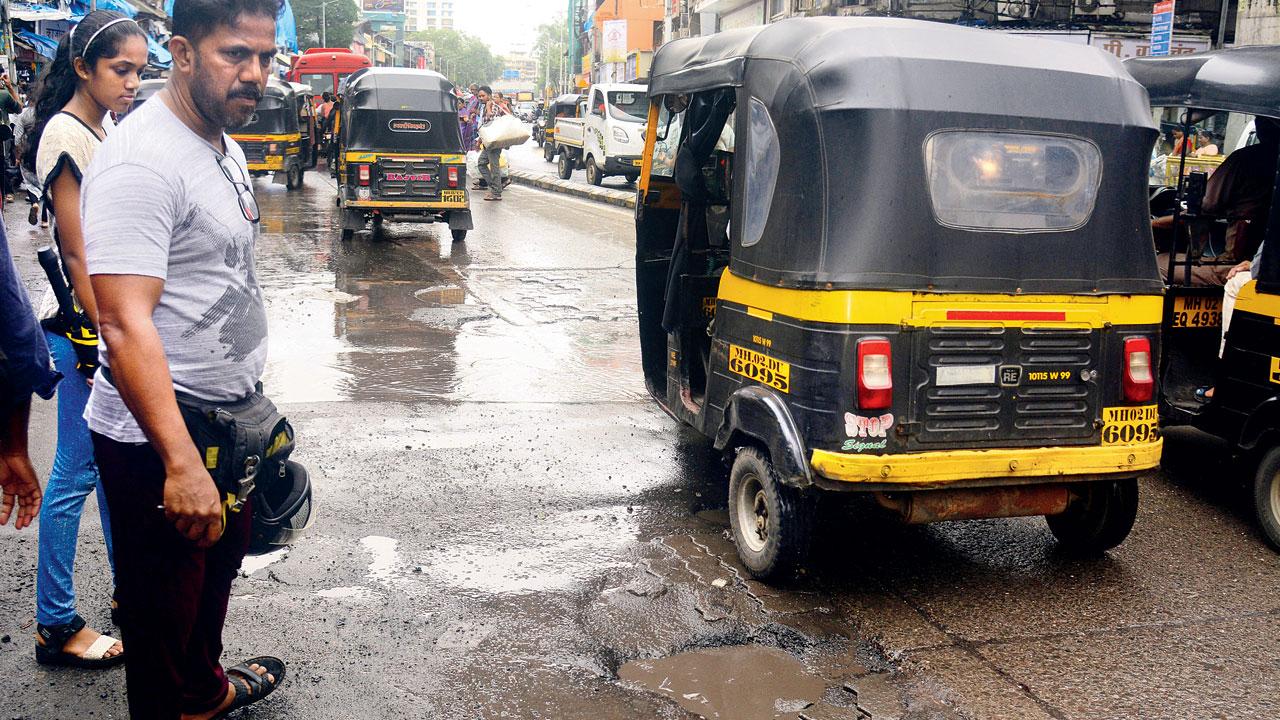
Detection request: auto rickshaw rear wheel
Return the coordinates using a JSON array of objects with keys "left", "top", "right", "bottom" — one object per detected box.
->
[
  {"left": 286, "top": 163, "right": 303, "bottom": 190},
  {"left": 1045, "top": 478, "right": 1138, "bottom": 555},
  {"left": 728, "top": 446, "right": 814, "bottom": 580},
  {"left": 1251, "top": 447, "right": 1280, "bottom": 551},
  {"left": 543, "top": 143, "right": 555, "bottom": 162},
  {"left": 451, "top": 228, "right": 467, "bottom": 243}
]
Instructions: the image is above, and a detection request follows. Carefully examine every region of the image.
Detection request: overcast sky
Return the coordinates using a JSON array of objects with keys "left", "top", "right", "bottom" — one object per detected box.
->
[{"left": 454, "top": 0, "right": 567, "bottom": 54}]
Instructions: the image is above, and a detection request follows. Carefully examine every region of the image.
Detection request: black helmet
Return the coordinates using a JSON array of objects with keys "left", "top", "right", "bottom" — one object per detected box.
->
[{"left": 248, "top": 460, "right": 314, "bottom": 555}]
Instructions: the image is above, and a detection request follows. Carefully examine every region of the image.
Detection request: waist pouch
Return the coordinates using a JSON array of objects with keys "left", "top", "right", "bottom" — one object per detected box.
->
[{"left": 175, "top": 389, "right": 295, "bottom": 514}]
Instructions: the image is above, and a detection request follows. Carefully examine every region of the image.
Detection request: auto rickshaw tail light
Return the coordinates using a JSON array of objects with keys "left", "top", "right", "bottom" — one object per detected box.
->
[
  {"left": 1123, "top": 337, "right": 1153, "bottom": 402},
  {"left": 447, "top": 166, "right": 459, "bottom": 188},
  {"left": 857, "top": 338, "right": 893, "bottom": 410},
  {"left": 357, "top": 164, "right": 371, "bottom": 186}
]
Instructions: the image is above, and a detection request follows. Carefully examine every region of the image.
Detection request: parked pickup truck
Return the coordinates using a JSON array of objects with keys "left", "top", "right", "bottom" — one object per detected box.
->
[{"left": 553, "top": 83, "right": 648, "bottom": 185}]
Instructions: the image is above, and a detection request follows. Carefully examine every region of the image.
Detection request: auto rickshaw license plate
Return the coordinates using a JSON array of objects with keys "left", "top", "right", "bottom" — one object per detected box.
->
[
  {"left": 441, "top": 190, "right": 465, "bottom": 203},
  {"left": 1100, "top": 405, "right": 1159, "bottom": 445},
  {"left": 1171, "top": 295, "right": 1222, "bottom": 328},
  {"left": 728, "top": 344, "right": 790, "bottom": 393}
]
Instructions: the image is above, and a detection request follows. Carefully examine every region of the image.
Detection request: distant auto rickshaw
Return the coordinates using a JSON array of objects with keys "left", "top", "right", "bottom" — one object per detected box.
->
[
  {"left": 636, "top": 17, "right": 1165, "bottom": 579},
  {"left": 335, "top": 68, "right": 472, "bottom": 242},
  {"left": 288, "top": 81, "right": 321, "bottom": 171},
  {"left": 229, "top": 78, "right": 309, "bottom": 190},
  {"left": 538, "top": 93, "right": 584, "bottom": 163},
  {"left": 1127, "top": 47, "right": 1280, "bottom": 550},
  {"left": 128, "top": 78, "right": 165, "bottom": 114}
]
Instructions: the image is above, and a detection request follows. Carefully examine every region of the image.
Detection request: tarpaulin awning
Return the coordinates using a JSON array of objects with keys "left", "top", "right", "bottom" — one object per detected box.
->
[
  {"left": 147, "top": 34, "right": 171, "bottom": 67},
  {"left": 72, "top": 0, "right": 138, "bottom": 17},
  {"left": 14, "top": 29, "right": 59, "bottom": 59},
  {"left": 8, "top": 3, "right": 71, "bottom": 22},
  {"left": 276, "top": 0, "right": 298, "bottom": 53}
]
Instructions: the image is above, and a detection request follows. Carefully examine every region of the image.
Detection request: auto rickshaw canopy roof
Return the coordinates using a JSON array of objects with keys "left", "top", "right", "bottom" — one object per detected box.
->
[
  {"left": 346, "top": 68, "right": 456, "bottom": 113},
  {"left": 550, "top": 93, "right": 584, "bottom": 109},
  {"left": 1125, "top": 45, "right": 1280, "bottom": 119},
  {"left": 646, "top": 17, "right": 1161, "bottom": 294}
]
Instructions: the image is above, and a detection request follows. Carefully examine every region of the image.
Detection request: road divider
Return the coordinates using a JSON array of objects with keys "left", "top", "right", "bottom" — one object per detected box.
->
[{"left": 508, "top": 171, "right": 636, "bottom": 209}]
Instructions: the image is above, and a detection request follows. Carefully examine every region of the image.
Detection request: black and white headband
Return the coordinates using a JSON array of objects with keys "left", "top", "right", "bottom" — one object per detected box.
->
[{"left": 69, "top": 17, "right": 139, "bottom": 59}]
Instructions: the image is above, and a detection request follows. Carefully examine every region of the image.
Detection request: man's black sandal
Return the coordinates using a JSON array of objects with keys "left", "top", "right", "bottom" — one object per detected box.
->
[
  {"left": 214, "top": 656, "right": 287, "bottom": 718},
  {"left": 34, "top": 614, "right": 125, "bottom": 668}
]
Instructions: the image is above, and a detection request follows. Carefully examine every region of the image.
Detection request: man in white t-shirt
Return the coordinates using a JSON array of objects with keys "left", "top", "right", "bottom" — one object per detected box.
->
[{"left": 81, "top": 0, "right": 286, "bottom": 717}]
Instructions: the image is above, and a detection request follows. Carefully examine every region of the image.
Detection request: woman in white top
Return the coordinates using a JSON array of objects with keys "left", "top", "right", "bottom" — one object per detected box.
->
[{"left": 20, "top": 9, "right": 147, "bottom": 669}]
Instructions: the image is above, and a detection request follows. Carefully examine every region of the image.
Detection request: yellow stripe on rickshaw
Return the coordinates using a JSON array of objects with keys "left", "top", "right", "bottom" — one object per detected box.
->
[
  {"left": 1236, "top": 279, "right": 1280, "bottom": 320},
  {"left": 343, "top": 151, "right": 466, "bottom": 164},
  {"left": 717, "top": 272, "right": 1163, "bottom": 328}
]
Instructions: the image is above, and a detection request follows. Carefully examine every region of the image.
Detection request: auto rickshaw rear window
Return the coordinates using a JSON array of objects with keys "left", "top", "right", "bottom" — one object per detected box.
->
[
  {"left": 925, "top": 131, "right": 1102, "bottom": 233},
  {"left": 741, "top": 97, "right": 779, "bottom": 248}
]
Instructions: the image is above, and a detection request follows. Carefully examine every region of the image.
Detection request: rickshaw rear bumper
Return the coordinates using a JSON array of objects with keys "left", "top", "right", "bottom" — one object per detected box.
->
[{"left": 810, "top": 440, "right": 1162, "bottom": 491}]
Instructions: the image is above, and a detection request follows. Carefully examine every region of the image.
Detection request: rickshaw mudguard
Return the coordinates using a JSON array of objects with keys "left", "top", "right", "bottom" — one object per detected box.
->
[
  {"left": 714, "top": 385, "right": 813, "bottom": 488},
  {"left": 448, "top": 209, "right": 474, "bottom": 231},
  {"left": 1238, "top": 395, "right": 1280, "bottom": 453}
]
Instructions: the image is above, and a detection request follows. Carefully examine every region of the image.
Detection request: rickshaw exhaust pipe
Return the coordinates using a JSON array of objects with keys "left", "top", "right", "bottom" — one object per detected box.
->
[{"left": 873, "top": 485, "right": 1071, "bottom": 524}]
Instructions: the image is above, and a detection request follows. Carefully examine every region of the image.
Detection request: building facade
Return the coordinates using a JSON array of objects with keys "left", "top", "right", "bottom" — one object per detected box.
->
[
  {"left": 662, "top": 0, "right": 1235, "bottom": 53},
  {"left": 405, "top": 0, "right": 454, "bottom": 32}
]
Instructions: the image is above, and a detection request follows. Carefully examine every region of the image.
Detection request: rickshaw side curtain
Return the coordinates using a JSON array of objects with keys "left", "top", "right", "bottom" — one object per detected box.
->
[{"left": 662, "top": 89, "right": 736, "bottom": 332}]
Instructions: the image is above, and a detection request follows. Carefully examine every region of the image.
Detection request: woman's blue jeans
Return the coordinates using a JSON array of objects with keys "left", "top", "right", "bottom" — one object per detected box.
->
[{"left": 36, "top": 331, "right": 115, "bottom": 627}]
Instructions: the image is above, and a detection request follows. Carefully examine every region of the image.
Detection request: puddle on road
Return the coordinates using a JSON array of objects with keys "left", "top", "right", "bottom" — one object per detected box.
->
[
  {"left": 619, "top": 645, "right": 825, "bottom": 720},
  {"left": 254, "top": 222, "right": 643, "bottom": 404}
]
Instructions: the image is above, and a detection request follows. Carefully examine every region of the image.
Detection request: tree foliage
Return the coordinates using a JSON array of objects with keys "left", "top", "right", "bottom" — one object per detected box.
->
[
  {"left": 293, "top": 0, "right": 360, "bottom": 51},
  {"left": 409, "top": 28, "right": 502, "bottom": 86},
  {"left": 533, "top": 15, "right": 568, "bottom": 92}
]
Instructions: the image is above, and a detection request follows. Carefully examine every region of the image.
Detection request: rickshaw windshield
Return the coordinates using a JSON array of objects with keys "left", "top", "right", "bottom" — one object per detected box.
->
[
  {"left": 240, "top": 95, "right": 297, "bottom": 135},
  {"left": 608, "top": 92, "right": 647, "bottom": 123},
  {"left": 1148, "top": 109, "right": 1252, "bottom": 187}
]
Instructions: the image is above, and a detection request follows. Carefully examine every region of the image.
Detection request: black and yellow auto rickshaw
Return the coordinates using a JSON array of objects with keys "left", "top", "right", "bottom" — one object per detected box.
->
[
  {"left": 1127, "top": 47, "right": 1280, "bottom": 550},
  {"left": 230, "top": 78, "right": 309, "bottom": 190},
  {"left": 538, "top": 93, "right": 584, "bottom": 163},
  {"left": 636, "top": 18, "right": 1165, "bottom": 578},
  {"left": 287, "top": 81, "right": 321, "bottom": 171},
  {"left": 335, "top": 68, "right": 472, "bottom": 242}
]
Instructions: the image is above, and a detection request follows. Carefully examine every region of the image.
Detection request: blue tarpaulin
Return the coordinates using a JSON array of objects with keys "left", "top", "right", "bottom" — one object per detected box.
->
[
  {"left": 276, "top": 0, "right": 298, "bottom": 53},
  {"left": 147, "top": 34, "right": 171, "bottom": 67},
  {"left": 71, "top": 0, "right": 137, "bottom": 18},
  {"left": 15, "top": 29, "right": 59, "bottom": 59}
]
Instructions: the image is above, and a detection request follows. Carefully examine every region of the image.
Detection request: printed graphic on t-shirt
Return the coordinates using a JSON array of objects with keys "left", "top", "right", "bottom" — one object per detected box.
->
[{"left": 176, "top": 204, "right": 266, "bottom": 362}]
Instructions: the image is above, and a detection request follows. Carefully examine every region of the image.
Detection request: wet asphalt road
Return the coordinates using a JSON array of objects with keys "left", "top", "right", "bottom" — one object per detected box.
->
[{"left": 2, "top": 165, "right": 1280, "bottom": 720}]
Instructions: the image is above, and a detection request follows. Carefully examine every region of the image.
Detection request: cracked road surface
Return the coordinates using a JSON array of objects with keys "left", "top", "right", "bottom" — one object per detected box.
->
[{"left": 2, "top": 169, "right": 1279, "bottom": 719}]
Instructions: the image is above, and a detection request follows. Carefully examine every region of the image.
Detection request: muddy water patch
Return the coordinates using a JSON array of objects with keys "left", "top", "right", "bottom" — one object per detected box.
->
[{"left": 619, "top": 644, "right": 825, "bottom": 719}]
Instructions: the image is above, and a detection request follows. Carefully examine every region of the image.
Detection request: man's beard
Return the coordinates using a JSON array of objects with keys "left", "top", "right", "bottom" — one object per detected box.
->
[{"left": 190, "top": 52, "right": 262, "bottom": 131}]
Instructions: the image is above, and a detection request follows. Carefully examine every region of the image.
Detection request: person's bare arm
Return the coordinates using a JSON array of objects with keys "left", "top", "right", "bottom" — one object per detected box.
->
[
  {"left": 49, "top": 171, "right": 97, "bottom": 326},
  {"left": 91, "top": 273, "right": 223, "bottom": 547},
  {"left": 0, "top": 398, "right": 42, "bottom": 529}
]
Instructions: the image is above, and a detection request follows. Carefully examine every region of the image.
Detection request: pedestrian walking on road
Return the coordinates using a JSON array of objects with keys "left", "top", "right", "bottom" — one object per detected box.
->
[
  {"left": 475, "top": 85, "right": 510, "bottom": 202},
  {"left": 80, "top": 0, "right": 285, "bottom": 716},
  {"left": 21, "top": 8, "right": 149, "bottom": 671}
]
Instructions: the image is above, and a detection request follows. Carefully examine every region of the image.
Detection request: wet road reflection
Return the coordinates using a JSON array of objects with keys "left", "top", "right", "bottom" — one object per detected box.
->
[{"left": 250, "top": 175, "right": 643, "bottom": 405}]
